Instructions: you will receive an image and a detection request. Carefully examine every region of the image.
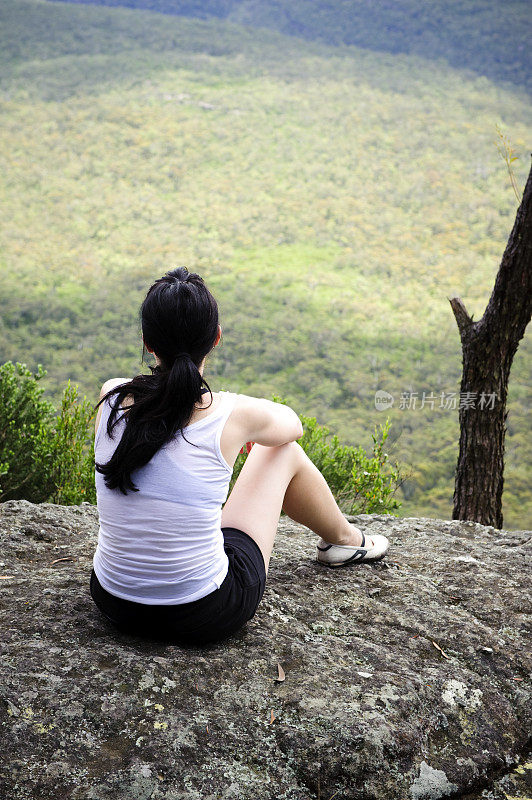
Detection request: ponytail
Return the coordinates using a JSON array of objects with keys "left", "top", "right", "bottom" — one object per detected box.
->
[{"left": 95, "top": 268, "right": 219, "bottom": 494}]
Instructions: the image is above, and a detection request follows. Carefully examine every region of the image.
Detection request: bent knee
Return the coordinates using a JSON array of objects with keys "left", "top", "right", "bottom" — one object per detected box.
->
[
  {"left": 251, "top": 439, "right": 305, "bottom": 464},
  {"left": 287, "top": 440, "right": 305, "bottom": 458},
  {"left": 271, "top": 440, "right": 306, "bottom": 464}
]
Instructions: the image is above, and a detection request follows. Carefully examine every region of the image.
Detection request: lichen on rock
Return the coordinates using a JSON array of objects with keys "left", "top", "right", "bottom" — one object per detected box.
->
[{"left": 0, "top": 501, "right": 530, "bottom": 799}]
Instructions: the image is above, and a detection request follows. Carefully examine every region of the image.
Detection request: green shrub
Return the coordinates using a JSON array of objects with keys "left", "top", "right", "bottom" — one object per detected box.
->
[
  {"left": 40, "top": 380, "right": 97, "bottom": 505},
  {"left": 0, "top": 361, "right": 55, "bottom": 502},
  {"left": 229, "top": 397, "right": 402, "bottom": 515},
  {"left": 0, "top": 362, "right": 96, "bottom": 505},
  {"left": 298, "top": 413, "right": 402, "bottom": 515}
]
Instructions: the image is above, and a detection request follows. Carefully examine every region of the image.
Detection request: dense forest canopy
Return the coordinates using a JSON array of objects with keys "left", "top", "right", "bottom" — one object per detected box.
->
[
  {"left": 44, "top": 0, "right": 532, "bottom": 93},
  {"left": 0, "top": 0, "right": 530, "bottom": 526}
]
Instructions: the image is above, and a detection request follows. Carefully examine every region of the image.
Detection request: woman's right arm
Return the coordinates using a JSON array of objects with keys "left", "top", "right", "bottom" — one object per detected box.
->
[
  {"left": 220, "top": 395, "right": 303, "bottom": 468},
  {"left": 238, "top": 396, "right": 303, "bottom": 446}
]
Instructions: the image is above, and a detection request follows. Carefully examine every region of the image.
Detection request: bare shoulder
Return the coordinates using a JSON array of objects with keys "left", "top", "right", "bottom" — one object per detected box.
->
[
  {"left": 228, "top": 393, "right": 280, "bottom": 423},
  {"left": 229, "top": 392, "right": 285, "bottom": 411},
  {"left": 99, "top": 378, "right": 129, "bottom": 400},
  {"left": 227, "top": 393, "right": 303, "bottom": 444},
  {"left": 229, "top": 392, "right": 265, "bottom": 413},
  {"left": 95, "top": 378, "right": 130, "bottom": 434}
]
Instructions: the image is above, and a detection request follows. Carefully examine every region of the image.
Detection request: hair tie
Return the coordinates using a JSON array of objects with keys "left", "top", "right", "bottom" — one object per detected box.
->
[{"left": 173, "top": 352, "right": 198, "bottom": 369}]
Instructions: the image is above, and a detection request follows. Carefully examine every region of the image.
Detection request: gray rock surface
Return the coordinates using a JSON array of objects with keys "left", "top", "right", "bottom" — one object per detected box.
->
[{"left": 0, "top": 500, "right": 530, "bottom": 800}]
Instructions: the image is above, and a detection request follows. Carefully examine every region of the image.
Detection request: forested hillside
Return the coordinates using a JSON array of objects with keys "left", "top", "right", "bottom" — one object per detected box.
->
[
  {"left": 1, "top": 0, "right": 530, "bottom": 526},
  {"left": 45, "top": 0, "right": 532, "bottom": 93}
]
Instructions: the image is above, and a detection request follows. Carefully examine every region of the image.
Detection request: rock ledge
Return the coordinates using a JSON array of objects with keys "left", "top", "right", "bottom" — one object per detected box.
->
[{"left": 0, "top": 501, "right": 530, "bottom": 799}]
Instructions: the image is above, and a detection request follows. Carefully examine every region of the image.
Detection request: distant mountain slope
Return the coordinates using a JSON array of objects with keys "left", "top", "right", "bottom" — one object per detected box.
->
[{"left": 45, "top": 0, "right": 532, "bottom": 92}]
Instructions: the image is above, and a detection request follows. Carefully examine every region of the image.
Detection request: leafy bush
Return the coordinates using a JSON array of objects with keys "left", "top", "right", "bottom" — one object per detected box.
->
[
  {"left": 0, "top": 361, "right": 55, "bottom": 502},
  {"left": 0, "top": 362, "right": 96, "bottom": 505},
  {"left": 41, "top": 380, "right": 97, "bottom": 505},
  {"left": 298, "top": 413, "right": 402, "bottom": 515},
  {"left": 229, "top": 397, "right": 402, "bottom": 515}
]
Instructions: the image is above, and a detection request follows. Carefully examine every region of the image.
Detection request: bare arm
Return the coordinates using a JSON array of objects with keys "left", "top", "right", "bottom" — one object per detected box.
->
[
  {"left": 240, "top": 397, "right": 303, "bottom": 446},
  {"left": 220, "top": 395, "right": 303, "bottom": 467}
]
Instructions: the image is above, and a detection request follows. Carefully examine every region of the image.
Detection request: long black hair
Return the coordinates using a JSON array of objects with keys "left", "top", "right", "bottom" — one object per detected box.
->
[{"left": 95, "top": 267, "right": 219, "bottom": 494}]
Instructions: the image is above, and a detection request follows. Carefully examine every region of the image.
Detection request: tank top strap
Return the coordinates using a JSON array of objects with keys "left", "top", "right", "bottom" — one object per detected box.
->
[
  {"left": 216, "top": 390, "right": 239, "bottom": 422},
  {"left": 213, "top": 391, "right": 239, "bottom": 471},
  {"left": 195, "top": 390, "right": 239, "bottom": 439}
]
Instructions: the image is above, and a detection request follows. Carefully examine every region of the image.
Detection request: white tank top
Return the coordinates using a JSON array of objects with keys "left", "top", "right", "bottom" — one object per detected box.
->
[{"left": 93, "top": 390, "right": 238, "bottom": 604}]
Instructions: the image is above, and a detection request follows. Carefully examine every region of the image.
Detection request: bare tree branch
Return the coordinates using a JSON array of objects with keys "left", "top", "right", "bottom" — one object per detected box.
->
[{"left": 448, "top": 295, "right": 474, "bottom": 340}]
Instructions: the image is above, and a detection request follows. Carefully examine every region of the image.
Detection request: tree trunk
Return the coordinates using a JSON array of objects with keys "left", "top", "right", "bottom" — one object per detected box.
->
[{"left": 450, "top": 161, "right": 532, "bottom": 528}]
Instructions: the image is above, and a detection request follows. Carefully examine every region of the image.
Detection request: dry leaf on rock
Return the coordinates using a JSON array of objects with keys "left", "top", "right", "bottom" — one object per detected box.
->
[{"left": 275, "top": 663, "right": 285, "bottom": 683}]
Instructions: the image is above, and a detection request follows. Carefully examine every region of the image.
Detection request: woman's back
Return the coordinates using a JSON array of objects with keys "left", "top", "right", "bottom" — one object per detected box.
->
[
  {"left": 89, "top": 266, "right": 387, "bottom": 648},
  {"left": 93, "top": 390, "right": 238, "bottom": 605}
]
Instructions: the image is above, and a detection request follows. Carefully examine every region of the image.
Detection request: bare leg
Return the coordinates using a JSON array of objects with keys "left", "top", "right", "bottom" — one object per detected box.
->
[{"left": 221, "top": 441, "right": 362, "bottom": 573}]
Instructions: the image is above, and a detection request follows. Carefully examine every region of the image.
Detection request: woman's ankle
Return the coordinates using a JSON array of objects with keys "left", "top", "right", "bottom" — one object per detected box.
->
[{"left": 327, "top": 523, "right": 363, "bottom": 547}]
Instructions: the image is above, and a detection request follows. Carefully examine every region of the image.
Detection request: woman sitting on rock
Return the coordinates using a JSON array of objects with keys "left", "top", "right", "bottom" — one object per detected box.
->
[{"left": 90, "top": 267, "right": 389, "bottom": 644}]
